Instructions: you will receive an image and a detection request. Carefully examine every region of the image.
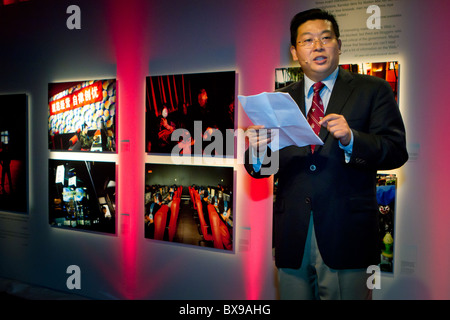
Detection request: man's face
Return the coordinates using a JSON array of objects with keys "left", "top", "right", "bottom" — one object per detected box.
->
[{"left": 290, "top": 19, "right": 341, "bottom": 82}]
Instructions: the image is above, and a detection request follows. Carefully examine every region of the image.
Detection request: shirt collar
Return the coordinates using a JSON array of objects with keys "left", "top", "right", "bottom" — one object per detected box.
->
[{"left": 304, "top": 67, "right": 339, "bottom": 97}]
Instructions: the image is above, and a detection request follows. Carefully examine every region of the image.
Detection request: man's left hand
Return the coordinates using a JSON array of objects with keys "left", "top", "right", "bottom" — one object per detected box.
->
[{"left": 319, "top": 113, "right": 352, "bottom": 146}]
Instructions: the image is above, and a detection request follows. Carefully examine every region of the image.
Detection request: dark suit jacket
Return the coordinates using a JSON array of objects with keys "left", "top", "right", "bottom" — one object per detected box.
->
[{"left": 244, "top": 67, "right": 408, "bottom": 270}]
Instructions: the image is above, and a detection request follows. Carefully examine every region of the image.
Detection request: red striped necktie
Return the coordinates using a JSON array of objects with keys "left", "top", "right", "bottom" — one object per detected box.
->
[{"left": 307, "top": 82, "right": 325, "bottom": 153}]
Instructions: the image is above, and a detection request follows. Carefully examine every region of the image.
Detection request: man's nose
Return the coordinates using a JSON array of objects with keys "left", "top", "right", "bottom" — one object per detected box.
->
[{"left": 312, "top": 39, "right": 324, "bottom": 49}]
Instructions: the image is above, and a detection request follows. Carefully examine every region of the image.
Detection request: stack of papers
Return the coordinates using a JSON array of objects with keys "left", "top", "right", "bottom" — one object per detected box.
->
[{"left": 238, "top": 92, "right": 323, "bottom": 151}]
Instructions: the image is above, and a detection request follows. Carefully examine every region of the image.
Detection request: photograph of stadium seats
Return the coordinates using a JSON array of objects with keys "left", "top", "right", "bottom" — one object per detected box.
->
[{"left": 145, "top": 163, "right": 233, "bottom": 251}]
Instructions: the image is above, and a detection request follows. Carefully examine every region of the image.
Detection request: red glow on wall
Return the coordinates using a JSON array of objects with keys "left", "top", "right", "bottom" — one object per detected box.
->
[
  {"left": 240, "top": 174, "right": 274, "bottom": 299},
  {"left": 418, "top": 72, "right": 450, "bottom": 299},
  {"left": 405, "top": 6, "right": 450, "bottom": 298},
  {"left": 107, "top": 0, "right": 150, "bottom": 299},
  {"left": 235, "top": 2, "right": 284, "bottom": 299}
]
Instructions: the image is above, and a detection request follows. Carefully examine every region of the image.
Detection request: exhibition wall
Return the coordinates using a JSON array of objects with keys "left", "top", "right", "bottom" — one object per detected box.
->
[{"left": 0, "top": 0, "right": 449, "bottom": 300}]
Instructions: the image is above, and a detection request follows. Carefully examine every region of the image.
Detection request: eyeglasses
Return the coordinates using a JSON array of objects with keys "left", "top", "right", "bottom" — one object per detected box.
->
[{"left": 297, "top": 36, "right": 336, "bottom": 48}]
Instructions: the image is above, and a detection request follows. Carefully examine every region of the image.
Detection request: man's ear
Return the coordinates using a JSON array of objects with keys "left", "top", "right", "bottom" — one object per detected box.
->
[
  {"left": 338, "top": 39, "right": 342, "bottom": 54},
  {"left": 290, "top": 45, "right": 299, "bottom": 61}
]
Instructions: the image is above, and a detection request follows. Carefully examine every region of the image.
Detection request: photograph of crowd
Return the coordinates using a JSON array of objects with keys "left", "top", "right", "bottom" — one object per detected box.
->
[{"left": 48, "top": 79, "right": 117, "bottom": 153}]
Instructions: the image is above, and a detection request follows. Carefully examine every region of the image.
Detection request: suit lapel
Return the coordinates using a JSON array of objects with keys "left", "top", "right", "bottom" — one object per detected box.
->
[{"left": 288, "top": 80, "right": 306, "bottom": 117}]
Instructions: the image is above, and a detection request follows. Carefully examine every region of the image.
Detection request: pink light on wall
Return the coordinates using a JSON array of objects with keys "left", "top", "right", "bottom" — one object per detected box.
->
[
  {"left": 422, "top": 78, "right": 450, "bottom": 299},
  {"left": 416, "top": 41, "right": 450, "bottom": 300},
  {"left": 238, "top": 173, "right": 275, "bottom": 300},
  {"left": 235, "top": 2, "right": 286, "bottom": 300},
  {"left": 107, "top": 0, "right": 150, "bottom": 299},
  {"left": 401, "top": 0, "right": 450, "bottom": 299}
]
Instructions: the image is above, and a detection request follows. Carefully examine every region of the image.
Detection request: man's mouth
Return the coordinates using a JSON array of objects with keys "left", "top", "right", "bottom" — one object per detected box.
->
[{"left": 313, "top": 56, "right": 327, "bottom": 64}]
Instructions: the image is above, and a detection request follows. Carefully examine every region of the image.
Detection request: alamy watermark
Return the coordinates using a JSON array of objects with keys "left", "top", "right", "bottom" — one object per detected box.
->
[
  {"left": 367, "top": 265, "right": 381, "bottom": 290},
  {"left": 66, "top": 5, "right": 81, "bottom": 30},
  {"left": 168, "top": 121, "right": 279, "bottom": 175},
  {"left": 66, "top": 265, "right": 81, "bottom": 290}
]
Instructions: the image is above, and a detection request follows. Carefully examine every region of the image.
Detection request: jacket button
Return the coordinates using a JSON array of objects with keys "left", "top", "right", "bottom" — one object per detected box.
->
[
  {"left": 305, "top": 197, "right": 311, "bottom": 204},
  {"left": 310, "top": 165, "right": 317, "bottom": 171}
]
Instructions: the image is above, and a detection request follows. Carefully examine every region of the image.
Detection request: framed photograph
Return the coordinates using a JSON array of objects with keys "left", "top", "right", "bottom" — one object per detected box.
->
[
  {"left": 49, "top": 159, "right": 116, "bottom": 234},
  {"left": 376, "top": 173, "right": 397, "bottom": 273},
  {"left": 48, "top": 79, "right": 117, "bottom": 153},
  {"left": 0, "top": 94, "right": 28, "bottom": 214},
  {"left": 145, "top": 71, "right": 235, "bottom": 157},
  {"left": 145, "top": 163, "right": 234, "bottom": 252}
]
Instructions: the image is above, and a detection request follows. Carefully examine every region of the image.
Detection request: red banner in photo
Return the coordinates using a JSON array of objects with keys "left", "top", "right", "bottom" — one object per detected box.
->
[{"left": 49, "top": 81, "right": 103, "bottom": 116}]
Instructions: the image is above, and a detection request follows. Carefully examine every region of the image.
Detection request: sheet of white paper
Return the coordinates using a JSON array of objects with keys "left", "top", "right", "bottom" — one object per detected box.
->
[{"left": 238, "top": 92, "right": 324, "bottom": 151}]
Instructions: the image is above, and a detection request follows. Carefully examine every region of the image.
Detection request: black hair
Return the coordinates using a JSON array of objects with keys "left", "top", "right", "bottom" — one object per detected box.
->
[{"left": 290, "top": 8, "right": 340, "bottom": 46}]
